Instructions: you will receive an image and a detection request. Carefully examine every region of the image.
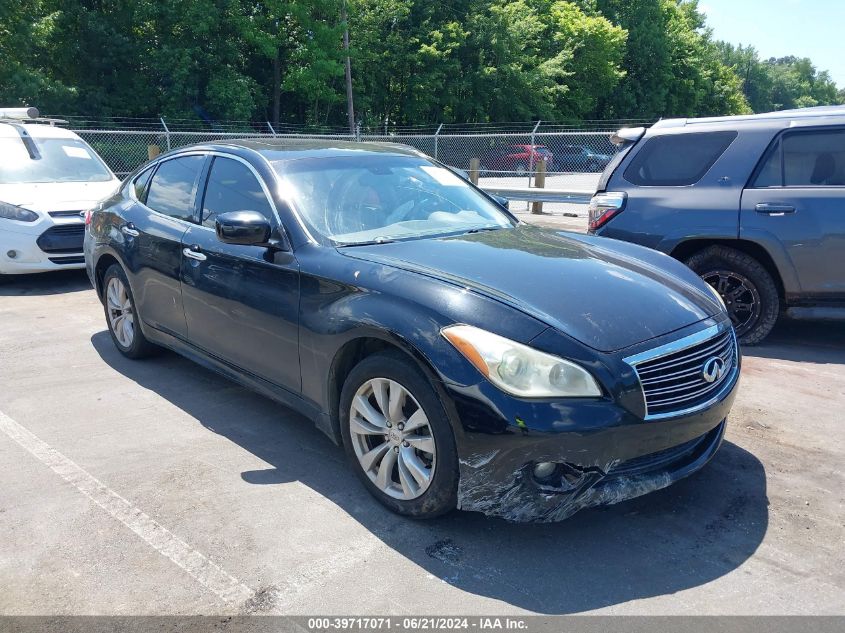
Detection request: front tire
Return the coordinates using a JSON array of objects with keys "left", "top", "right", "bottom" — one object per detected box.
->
[
  {"left": 339, "top": 351, "right": 458, "bottom": 518},
  {"left": 102, "top": 264, "right": 159, "bottom": 359},
  {"left": 685, "top": 246, "right": 780, "bottom": 345}
]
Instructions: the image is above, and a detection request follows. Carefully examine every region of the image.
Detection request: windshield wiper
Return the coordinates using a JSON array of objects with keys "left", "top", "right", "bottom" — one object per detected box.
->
[
  {"left": 464, "top": 226, "right": 504, "bottom": 234},
  {"left": 337, "top": 236, "right": 397, "bottom": 247}
]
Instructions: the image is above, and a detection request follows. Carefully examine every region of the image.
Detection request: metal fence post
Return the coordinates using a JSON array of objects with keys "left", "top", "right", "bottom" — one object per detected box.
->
[
  {"left": 529, "top": 120, "right": 541, "bottom": 188},
  {"left": 160, "top": 117, "right": 171, "bottom": 151},
  {"left": 355, "top": 120, "right": 361, "bottom": 142},
  {"left": 266, "top": 121, "right": 277, "bottom": 137},
  {"left": 434, "top": 123, "right": 443, "bottom": 161}
]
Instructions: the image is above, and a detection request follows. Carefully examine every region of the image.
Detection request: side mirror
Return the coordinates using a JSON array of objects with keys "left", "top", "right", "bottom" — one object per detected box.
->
[{"left": 215, "top": 211, "right": 272, "bottom": 246}]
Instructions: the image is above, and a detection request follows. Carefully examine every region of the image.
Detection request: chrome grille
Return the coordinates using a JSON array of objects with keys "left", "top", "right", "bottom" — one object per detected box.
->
[{"left": 626, "top": 325, "right": 737, "bottom": 419}]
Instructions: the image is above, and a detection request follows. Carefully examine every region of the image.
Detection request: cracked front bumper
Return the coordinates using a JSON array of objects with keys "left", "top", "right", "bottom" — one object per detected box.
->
[{"left": 446, "top": 367, "right": 737, "bottom": 522}]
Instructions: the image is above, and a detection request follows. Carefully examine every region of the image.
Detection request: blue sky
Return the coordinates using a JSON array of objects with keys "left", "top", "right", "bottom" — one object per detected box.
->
[{"left": 699, "top": 0, "right": 845, "bottom": 87}]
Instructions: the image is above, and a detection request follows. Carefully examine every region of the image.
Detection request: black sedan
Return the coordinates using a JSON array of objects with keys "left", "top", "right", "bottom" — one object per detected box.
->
[{"left": 84, "top": 140, "right": 740, "bottom": 522}]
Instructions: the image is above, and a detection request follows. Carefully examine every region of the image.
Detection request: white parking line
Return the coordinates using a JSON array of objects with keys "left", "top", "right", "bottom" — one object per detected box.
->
[{"left": 0, "top": 409, "right": 255, "bottom": 608}]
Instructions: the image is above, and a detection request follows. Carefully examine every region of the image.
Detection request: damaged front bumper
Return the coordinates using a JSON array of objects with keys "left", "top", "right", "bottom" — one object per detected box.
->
[{"left": 445, "top": 367, "right": 737, "bottom": 522}]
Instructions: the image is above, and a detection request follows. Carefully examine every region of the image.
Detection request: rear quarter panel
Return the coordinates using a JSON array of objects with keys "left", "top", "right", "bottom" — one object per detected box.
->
[{"left": 600, "top": 124, "right": 779, "bottom": 255}]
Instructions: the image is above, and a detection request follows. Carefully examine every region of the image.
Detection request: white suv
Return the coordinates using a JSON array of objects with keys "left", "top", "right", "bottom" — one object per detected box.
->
[{"left": 0, "top": 108, "right": 120, "bottom": 278}]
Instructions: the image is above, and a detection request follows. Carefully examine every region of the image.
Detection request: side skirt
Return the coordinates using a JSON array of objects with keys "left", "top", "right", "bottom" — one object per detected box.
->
[{"left": 143, "top": 322, "right": 341, "bottom": 446}]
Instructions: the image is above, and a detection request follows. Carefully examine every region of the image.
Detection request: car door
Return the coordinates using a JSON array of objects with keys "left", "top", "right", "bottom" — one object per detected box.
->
[
  {"left": 740, "top": 127, "right": 845, "bottom": 297},
  {"left": 180, "top": 154, "right": 301, "bottom": 392},
  {"left": 123, "top": 154, "right": 207, "bottom": 338}
]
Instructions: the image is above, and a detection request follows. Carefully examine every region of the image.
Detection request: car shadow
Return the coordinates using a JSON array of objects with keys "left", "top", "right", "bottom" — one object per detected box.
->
[
  {"left": 742, "top": 319, "right": 845, "bottom": 365},
  {"left": 0, "top": 269, "right": 92, "bottom": 297},
  {"left": 91, "top": 331, "right": 769, "bottom": 614}
]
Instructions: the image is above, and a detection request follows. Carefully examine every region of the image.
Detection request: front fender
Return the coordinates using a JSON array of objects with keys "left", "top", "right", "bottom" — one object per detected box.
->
[{"left": 295, "top": 246, "right": 549, "bottom": 420}]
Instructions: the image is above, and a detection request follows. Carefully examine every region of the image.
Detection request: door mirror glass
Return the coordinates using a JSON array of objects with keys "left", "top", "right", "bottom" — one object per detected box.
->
[{"left": 215, "top": 211, "right": 272, "bottom": 246}]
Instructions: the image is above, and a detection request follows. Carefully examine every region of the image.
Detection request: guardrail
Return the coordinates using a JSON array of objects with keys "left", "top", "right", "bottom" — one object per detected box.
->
[{"left": 482, "top": 186, "right": 594, "bottom": 205}]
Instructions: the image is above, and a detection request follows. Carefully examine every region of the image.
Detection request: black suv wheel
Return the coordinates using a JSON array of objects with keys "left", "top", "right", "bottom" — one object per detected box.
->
[{"left": 685, "top": 246, "right": 780, "bottom": 345}]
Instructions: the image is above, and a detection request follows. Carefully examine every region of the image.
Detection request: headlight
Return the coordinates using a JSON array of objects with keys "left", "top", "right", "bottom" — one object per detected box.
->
[
  {"left": 704, "top": 282, "right": 727, "bottom": 310},
  {"left": 442, "top": 324, "right": 602, "bottom": 398},
  {"left": 0, "top": 201, "right": 39, "bottom": 222}
]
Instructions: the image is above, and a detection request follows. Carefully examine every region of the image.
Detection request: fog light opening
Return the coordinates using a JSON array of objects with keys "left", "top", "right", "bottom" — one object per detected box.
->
[{"left": 7, "top": 250, "right": 18, "bottom": 259}]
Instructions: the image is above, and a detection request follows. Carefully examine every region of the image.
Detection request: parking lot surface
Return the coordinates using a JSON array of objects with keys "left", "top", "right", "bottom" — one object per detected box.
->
[{"left": 1, "top": 267, "right": 843, "bottom": 615}]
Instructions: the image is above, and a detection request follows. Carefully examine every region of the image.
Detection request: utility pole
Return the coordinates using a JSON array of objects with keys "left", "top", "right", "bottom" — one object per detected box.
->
[{"left": 342, "top": 0, "right": 355, "bottom": 135}]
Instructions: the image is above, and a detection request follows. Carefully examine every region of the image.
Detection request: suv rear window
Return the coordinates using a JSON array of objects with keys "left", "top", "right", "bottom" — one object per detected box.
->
[{"left": 624, "top": 131, "right": 737, "bottom": 186}]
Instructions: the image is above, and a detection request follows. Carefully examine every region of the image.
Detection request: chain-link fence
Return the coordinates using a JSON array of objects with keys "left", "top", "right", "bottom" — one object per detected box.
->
[{"left": 61, "top": 116, "right": 648, "bottom": 214}]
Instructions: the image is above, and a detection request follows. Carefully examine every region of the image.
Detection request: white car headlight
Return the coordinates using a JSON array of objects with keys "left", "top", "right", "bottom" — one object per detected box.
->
[
  {"left": 0, "top": 201, "right": 39, "bottom": 222},
  {"left": 442, "top": 324, "right": 602, "bottom": 398},
  {"left": 704, "top": 281, "right": 727, "bottom": 311}
]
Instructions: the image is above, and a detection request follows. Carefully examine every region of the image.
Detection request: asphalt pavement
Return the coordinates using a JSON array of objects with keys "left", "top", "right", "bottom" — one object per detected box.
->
[{"left": 0, "top": 267, "right": 843, "bottom": 616}]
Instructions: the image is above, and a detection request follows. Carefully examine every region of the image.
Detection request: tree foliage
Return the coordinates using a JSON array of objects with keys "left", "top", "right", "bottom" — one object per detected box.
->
[
  {"left": 0, "top": 0, "right": 839, "bottom": 125},
  {"left": 717, "top": 43, "right": 842, "bottom": 113}
]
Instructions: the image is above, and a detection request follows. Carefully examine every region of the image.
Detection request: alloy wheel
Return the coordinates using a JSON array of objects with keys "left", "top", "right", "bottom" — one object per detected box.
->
[
  {"left": 703, "top": 270, "right": 762, "bottom": 337},
  {"left": 106, "top": 276, "right": 135, "bottom": 348},
  {"left": 349, "top": 377, "right": 436, "bottom": 500}
]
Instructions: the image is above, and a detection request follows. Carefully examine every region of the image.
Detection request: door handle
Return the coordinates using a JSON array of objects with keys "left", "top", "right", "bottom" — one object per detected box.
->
[
  {"left": 755, "top": 203, "right": 796, "bottom": 215},
  {"left": 182, "top": 247, "right": 207, "bottom": 262},
  {"left": 121, "top": 224, "right": 140, "bottom": 237}
]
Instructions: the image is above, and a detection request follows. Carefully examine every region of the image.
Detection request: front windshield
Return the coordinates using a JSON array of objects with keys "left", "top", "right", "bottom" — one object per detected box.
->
[
  {"left": 275, "top": 155, "right": 513, "bottom": 245},
  {"left": 0, "top": 136, "right": 113, "bottom": 184}
]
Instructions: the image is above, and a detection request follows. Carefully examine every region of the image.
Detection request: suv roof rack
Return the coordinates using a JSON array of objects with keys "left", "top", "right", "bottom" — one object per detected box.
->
[
  {"left": 0, "top": 106, "right": 68, "bottom": 127},
  {"left": 652, "top": 105, "right": 845, "bottom": 129}
]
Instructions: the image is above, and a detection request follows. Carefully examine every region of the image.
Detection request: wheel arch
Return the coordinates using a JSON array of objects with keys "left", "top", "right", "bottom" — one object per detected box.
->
[
  {"left": 670, "top": 238, "right": 786, "bottom": 301},
  {"left": 326, "top": 331, "right": 465, "bottom": 447},
  {"left": 93, "top": 252, "right": 122, "bottom": 301}
]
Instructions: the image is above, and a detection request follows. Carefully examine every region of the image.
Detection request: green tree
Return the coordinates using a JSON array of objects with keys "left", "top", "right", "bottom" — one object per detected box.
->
[
  {"left": 716, "top": 45, "right": 843, "bottom": 113},
  {"left": 596, "top": 0, "right": 748, "bottom": 118},
  {"left": 0, "top": 0, "right": 74, "bottom": 112}
]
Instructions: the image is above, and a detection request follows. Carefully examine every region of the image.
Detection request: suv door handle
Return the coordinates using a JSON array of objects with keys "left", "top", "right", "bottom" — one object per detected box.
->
[
  {"left": 755, "top": 203, "right": 796, "bottom": 215},
  {"left": 182, "top": 246, "right": 207, "bottom": 261},
  {"left": 121, "top": 223, "right": 140, "bottom": 237}
]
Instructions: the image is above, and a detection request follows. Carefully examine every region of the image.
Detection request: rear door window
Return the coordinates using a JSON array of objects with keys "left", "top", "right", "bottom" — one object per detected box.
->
[
  {"left": 751, "top": 128, "right": 845, "bottom": 187},
  {"left": 784, "top": 129, "right": 845, "bottom": 186},
  {"left": 144, "top": 155, "right": 206, "bottom": 221},
  {"left": 624, "top": 131, "right": 737, "bottom": 186}
]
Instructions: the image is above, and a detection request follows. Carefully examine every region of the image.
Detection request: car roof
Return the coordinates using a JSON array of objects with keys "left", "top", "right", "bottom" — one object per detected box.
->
[
  {"left": 197, "top": 138, "right": 428, "bottom": 163},
  {"left": 651, "top": 105, "right": 845, "bottom": 132}
]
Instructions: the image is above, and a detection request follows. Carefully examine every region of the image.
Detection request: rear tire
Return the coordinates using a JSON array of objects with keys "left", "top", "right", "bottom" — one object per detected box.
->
[
  {"left": 102, "top": 264, "right": 159, "bottom": 359},
  {"left": 339, "top": 350, "right": 458, "bottom": 518},
  {"left": 685, "top": 246, "right": 779, "bottom": 345}
]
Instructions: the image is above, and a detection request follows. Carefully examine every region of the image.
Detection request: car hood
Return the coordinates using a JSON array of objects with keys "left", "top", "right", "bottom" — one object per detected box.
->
[
  {"left": 0, "top": 180, "right": 121, "bottom": 211},
  {"left": 341, "top": 226, "right": 720, "bottom": 353}
]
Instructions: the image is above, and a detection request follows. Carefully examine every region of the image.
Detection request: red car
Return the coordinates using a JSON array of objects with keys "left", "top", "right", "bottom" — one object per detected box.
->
[{"left": 480, "top": 144, "right": 554, "bottom": 176}]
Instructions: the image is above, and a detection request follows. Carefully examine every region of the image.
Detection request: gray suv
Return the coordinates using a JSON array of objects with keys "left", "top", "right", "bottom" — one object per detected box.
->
[{"left": 589, "top": 106, "right": 845, "bottom": 344}]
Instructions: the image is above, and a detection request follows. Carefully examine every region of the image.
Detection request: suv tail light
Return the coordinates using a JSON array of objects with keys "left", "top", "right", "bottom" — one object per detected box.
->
[{"left": 588, "top": 192, "right": 626, "bottom": 232}]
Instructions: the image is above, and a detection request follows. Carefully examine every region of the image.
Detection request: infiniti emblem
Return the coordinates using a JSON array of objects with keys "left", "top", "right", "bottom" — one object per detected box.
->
[{"left": 701, "top": 356, "right": 726, "bottom": 383}]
